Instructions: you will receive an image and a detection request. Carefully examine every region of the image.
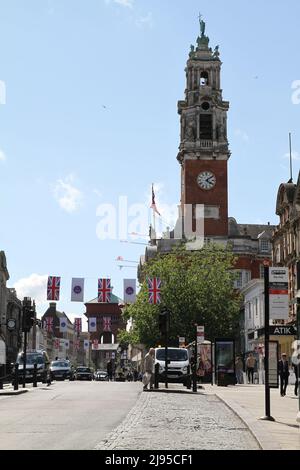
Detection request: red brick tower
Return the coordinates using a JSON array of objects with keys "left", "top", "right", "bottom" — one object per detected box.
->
[{"left": 177, "top": 19, "right": 230, "bottom": 239}]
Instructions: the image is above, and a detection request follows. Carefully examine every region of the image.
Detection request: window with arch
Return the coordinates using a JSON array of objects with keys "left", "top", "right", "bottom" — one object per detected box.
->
[{"left": 200, "top": 71, "right": 209, "bottom": 86}]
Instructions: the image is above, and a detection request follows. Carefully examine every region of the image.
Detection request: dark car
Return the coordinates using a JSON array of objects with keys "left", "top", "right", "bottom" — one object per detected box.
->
[
  {"left": 75, "top": 366, "right": 93, "bottom": 381},
  {"left": 50, "top": 360, "right": 74, "bottom": 381},
  {"left": 94, "top": 370, "right": 108, "bottom": 381},
  {"left": 12, "top": 350, "right": 51, "bottom": 384}
]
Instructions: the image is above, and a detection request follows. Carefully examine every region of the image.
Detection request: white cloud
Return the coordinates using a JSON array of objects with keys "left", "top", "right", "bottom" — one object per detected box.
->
[
  {"left": 283, "top": 151, "right": 300, "bottom": 161},
  {"left": 234, "top": 129, "right": 249, "bottom": 142},
  {"left": 53, "top": 174, "right": 83, "bottom": 213},
  {"left": 0, "top": 149, "right": 6, "bottom": 162},
  {"left": 105, "top": 0, "right": 134, "bottom": 8},
  {"left": 13, "top": 274, "right": 48, "bottom": 307},
  {"left": 136, "top": 12, "right": 153, "bottom": 29}
]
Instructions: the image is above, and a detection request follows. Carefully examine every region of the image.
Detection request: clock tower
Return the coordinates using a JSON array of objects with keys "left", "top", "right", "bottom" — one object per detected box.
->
[{"left": 177, "top": 19, "right": 230, "bottom": 239}]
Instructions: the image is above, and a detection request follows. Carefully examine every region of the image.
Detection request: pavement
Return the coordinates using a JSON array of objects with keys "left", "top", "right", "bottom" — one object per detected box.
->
[
  {"left": 207, "top": 383, "right": 300, "bottom": 450},
  {"left": 96, "top": 383, "right": 300, "bottom": 451},
  {"left": 0, "top": 382, "right": 30, "bottom": 395}
]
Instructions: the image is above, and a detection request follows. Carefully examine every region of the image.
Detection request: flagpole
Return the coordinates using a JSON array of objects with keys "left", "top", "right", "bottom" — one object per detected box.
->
[
  {"left": 152, "top": 183, "right": 156, "bottom": 240},
  {"left": 152, "top": 207, "right": 156, "bottom": 237}
]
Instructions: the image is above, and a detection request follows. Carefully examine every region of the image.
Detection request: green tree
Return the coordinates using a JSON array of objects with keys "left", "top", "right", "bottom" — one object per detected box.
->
[{"left": 122, "top": 245, "right": 241, "bottom": 348}]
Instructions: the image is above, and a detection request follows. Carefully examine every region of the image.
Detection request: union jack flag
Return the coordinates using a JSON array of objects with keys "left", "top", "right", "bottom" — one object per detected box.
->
[
  {"left": 103, "top": 316, "right": 111, "bottom": 332},
  {"left": 74, "top": 339, "right": 80, "bottom": 351},
  {"left": 98, "top": 278, "right": 112, "bottom": 303},
  {"left": 47, "top": 276, "right": 61, "bottom": 301},
  {"left": 147, "top": 278, "right": 162, "bottom": 305},
  {"left": 54, "top": 338, "right": 60, "bottom": 349},
  {"left": 74, "top": 318, "right": 82, "bottom": 334},
  {"left": 44, "top": 316, "right": 54, "bottom": 333}
]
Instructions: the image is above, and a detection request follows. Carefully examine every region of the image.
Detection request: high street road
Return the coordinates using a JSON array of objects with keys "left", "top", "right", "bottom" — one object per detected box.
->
[{"left": 0, "top": 381, "right": 140, "bottom": 450}]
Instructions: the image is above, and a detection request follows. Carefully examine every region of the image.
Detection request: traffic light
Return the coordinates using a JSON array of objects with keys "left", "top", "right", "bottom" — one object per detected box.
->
[
  {"left": 158, "top": 307, "right": 170, "bottom": 335},
  {"left": 22, "top": 298, "right": 35, "bottom": 332}
]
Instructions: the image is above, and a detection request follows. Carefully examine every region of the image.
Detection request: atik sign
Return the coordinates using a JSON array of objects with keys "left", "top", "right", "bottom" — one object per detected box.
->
[
  {"left": 269, "top": 268, "right": 289, "bottom": 320},
  {"left": 197, "top": 326, "right": 205, "bottom": 344}
]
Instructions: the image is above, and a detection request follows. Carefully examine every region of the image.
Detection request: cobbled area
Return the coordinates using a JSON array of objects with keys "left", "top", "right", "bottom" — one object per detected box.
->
[{"left": 95, "top": 390, "right": 260, "bottom": 450}]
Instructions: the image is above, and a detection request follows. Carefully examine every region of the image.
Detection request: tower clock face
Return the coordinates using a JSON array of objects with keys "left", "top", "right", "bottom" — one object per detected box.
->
[{"left": 197, "top": 171, "right": 216, "bottom": 190}]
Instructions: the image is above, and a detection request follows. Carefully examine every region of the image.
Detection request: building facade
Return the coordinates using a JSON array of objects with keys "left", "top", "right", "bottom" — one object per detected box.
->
[
  {"left": 271, "top": 177, "right": 300, "bottom": 355},
  {"left": 0, "top": 252, "right": 23, "bottom": 373},
  {"left": 42, "top": 303, "right": 76, "bottom": 363},
  {"left": 84, "top": 294, "right": 126, "bottom": 370},
  {"left": 139, "top": 21, "right": 274, "bottom": 290}
]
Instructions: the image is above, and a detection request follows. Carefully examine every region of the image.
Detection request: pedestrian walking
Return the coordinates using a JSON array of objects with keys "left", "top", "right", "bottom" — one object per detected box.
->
[
  {"left": 293, "top": 363, "right": 299, "bottom": 396},
  {"left": 278, "top": 353, "right": 290, "bottom": 397},
  {"left": 107, "top": 359, "right": 113, "bottom": 381},
  {"left": 143, "top": 348, "right": 155, "bottom": 391},
  {"left": 133, "top": 369, "right": 138, "bottom": 381},
  {"left": 246, "top": 353, "right": 256, "bottom": 384},
  {"left": 235, "top": 356, "right": 244, "bottom": 384}
]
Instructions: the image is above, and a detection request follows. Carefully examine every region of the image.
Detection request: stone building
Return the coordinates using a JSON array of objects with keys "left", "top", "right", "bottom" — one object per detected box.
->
[
  {"left": 272, "top": 179, "right": 299, "bottom": 322},
  {"left": 42, "top": 303, "right": 76, "bottom": 362},
  {"left": 6, "top": 288, "right": 23, "bottom": 366},
  {"left": 270, "top": 175, "right": 300, "bottom": 355},
  {"left": 0, "top": 252, "right": 23, "bottom": 372}
]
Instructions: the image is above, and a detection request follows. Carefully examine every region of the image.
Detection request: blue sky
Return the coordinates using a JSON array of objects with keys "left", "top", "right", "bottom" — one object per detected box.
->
[{"left": 1, "top": 0, "right": 300, "bottom": 326}]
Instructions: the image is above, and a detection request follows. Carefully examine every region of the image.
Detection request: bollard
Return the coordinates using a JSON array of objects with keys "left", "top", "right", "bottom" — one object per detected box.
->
[
  {"left": 14, "top": 364, "right": 19, "bottom": 391},
  {"left": 186, "top": 365, "right": 192, "bottom": 389},
  {"left": 0, "top": 365, "right": 3, "bottom": 390},
  {"left": 33, "top": 364, "right": 37, "bottom": 388},
  {"left": 154, "top": 363, "right": 159, "bottom": 389}
]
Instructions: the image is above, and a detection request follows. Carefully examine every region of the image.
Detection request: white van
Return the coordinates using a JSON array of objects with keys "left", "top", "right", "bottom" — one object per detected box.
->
[{"left": 155, "top": 347, "right": 191, "bottom": 388}]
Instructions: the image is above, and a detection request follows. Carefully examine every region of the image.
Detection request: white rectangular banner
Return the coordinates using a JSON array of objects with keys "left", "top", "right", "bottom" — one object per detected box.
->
[
  {"left": 197, "top": 326, "right": 205, "bottom": 344},
  {"left": 124, "top": 279, "right": 136, "bottom": 303},
  {"left": 64, "top": 339, "right": 70, "bottom": 350},
  {"left": 59, "top": 317, "right": 68, "bottom": 333},
  {"left": 84, "top": 339, "right": 90, "bottom": 350},
  {"left": 92, "top": 339, "right": 100, "bottom": 351},
  {"left": 71, "top": 278, "right": 85, "bottom": 302},
  {"left": 89, "top": 317, "right": 97, "bottom": 332},
  {"left": 269, "top": 268, "right": 289, "bottom": 320}
]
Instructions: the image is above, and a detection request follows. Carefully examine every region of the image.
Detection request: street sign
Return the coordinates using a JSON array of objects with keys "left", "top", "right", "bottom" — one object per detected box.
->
[
  {"left": 0, "top": 339, "right": 6, "bottom": 364},
  {"left": 7, "top": 318, "right": 16, "bottom": 331},
  {"left": 268, "top": 341, "right": 279, "bottom": 389},
  {"left": 179, "top": 337, "right": 185, "bottom": 347},
  {"left": 197, "top": 326, "right": 205, "bottom": 344},
  {"left": 269, "top": 268, "right": 289, "bottom": 320},
  {"left": 270, "top": 325, "right": 297, "bottom": 336}
]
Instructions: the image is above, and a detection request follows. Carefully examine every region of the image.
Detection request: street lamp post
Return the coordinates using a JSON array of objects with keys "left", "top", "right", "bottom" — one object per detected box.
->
[{"left": 260, "top": 265, "right": 275, "bottom": 421}]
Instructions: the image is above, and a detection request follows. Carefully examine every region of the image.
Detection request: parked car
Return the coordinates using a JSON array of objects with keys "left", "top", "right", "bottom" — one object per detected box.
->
[
  {"left": 75, "top": 366, "right": 93, "bottom": 381},
  {"left": 12, "top": 350, "right": 51, "bottom": 384},
  {"left": 94, "top": 370, "right": 108, "bottom": 381},
  {"left": 50, "top": 360, "right": 74, "bottom": 381}
]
